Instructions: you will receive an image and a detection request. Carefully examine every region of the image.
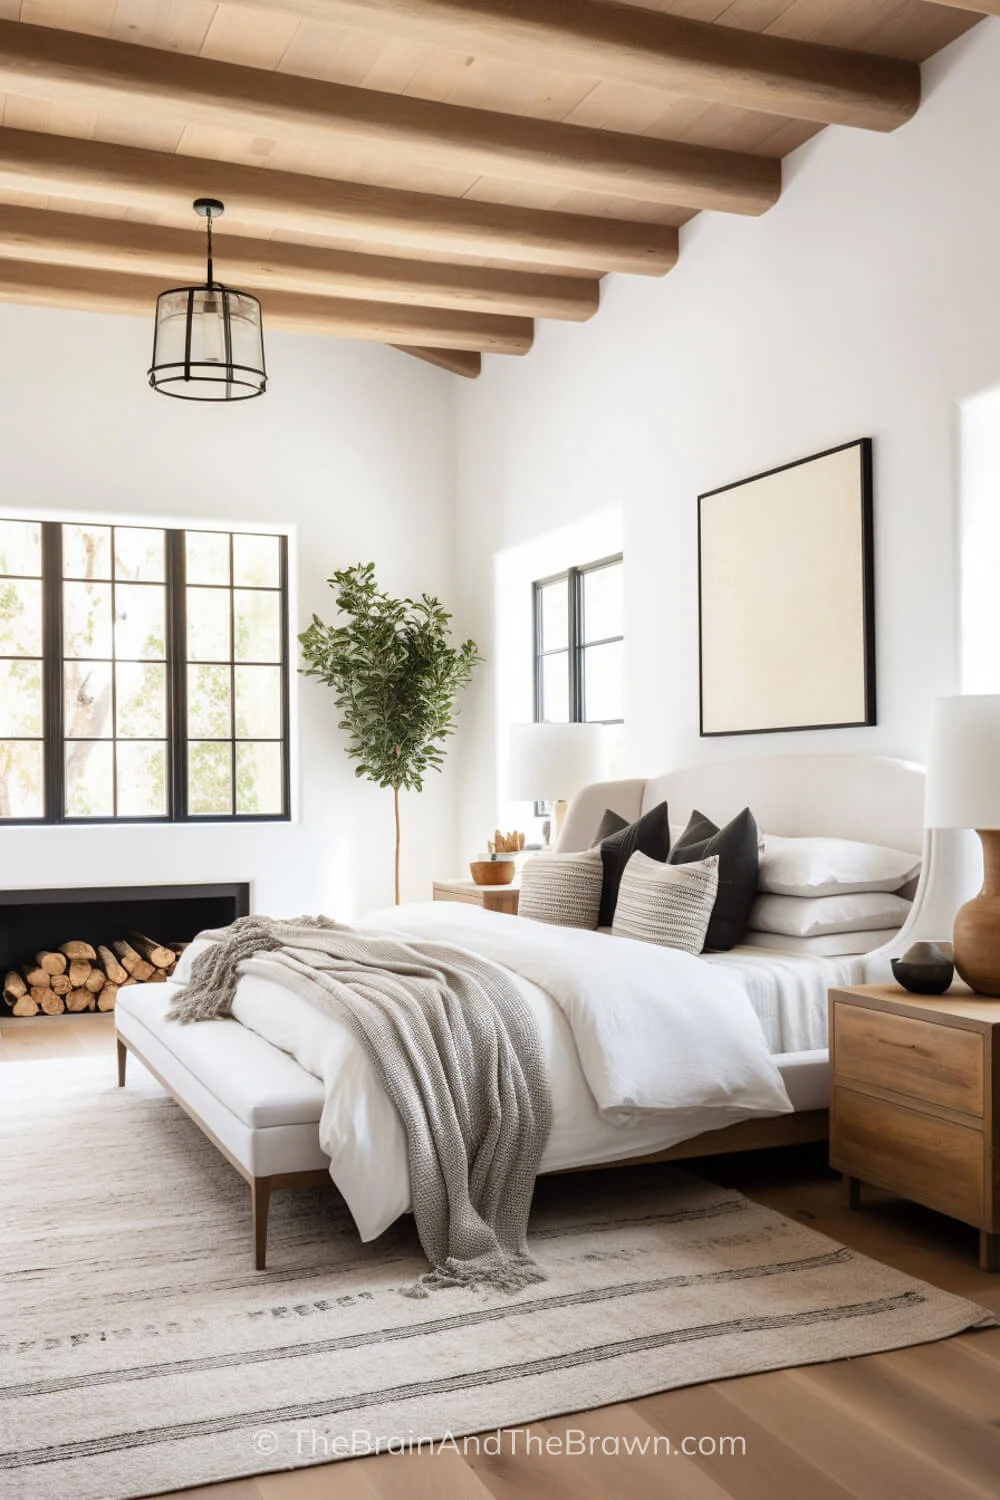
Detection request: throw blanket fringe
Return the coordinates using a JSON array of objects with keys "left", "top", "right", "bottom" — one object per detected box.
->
[{"left": 170, "top": 916, "right": 552, "bottom": 1296}]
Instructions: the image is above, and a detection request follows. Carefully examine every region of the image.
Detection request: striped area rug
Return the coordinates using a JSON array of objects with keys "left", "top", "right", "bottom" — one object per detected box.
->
[{"left": 1, "top": 1056, "right": 992, "bottom": 1500}]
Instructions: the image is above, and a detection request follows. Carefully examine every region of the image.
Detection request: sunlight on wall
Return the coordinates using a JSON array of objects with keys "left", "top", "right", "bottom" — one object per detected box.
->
[{"left": 960, "top": 385, "right": 1000, "bottom": 692}]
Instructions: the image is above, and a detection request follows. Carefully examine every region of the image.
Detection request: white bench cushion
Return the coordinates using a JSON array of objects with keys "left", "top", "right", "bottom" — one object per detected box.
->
[{"left": 116, "top": 983, "right": 325, "bottom": 1130}]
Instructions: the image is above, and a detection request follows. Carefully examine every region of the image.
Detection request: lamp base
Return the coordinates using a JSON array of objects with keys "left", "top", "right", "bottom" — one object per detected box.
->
[{"left": 954, "top": 829, "right": 1000, "bottom": 996}]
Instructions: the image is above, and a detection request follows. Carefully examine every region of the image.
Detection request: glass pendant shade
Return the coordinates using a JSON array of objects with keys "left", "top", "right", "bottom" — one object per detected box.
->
[{"left": 148, "top": 201, "right": 266, "bottom": 401}]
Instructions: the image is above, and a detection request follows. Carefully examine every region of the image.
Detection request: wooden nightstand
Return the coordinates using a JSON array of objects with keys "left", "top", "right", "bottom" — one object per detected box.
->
[
  {"left": 829, "top": 984, "right": 1000, "bottom": 1271},
  {"left": 432, "top": 879, "right": 519, "bottom": 915}
]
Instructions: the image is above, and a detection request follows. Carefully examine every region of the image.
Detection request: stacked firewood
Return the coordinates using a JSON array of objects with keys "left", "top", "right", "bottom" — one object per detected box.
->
[{"left": 2, "top": 934, "right": 185, "bottom": 1017}]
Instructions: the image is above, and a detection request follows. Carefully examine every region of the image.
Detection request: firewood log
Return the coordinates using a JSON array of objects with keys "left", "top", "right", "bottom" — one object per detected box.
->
[
  {"left": 65, "top": 987, "right": 92, "bottom": 1013},
  {"left": 146, "top": 969, "right": 167, "bottom": 983},
  {"left": 50, "top": 974, "right": 72, "bottom": 996},
  {"left": 68, "top": 959, "right": 92, "bottom": 988},
  {"left": 59, "top": 940, "right": 97, "bottom": 961},
  {"left": 4, "top": 970, "right": 27, "bottom": 1000},
  {"left": 35, "top": 950, "right": 68, "bottom": 975},
  {"left": 37, "top": 988, "right": 64, "bottom": 1015},
  {"left": 126, "top": 932, "right": 176, "bottom": 970},
  {"left": 97, "top": 945, "right": 128, "bottom": 985},
  {"left": 12, "top": 993, "right": 39, "bottom": 1016},
  {"left": 96, "top": 983, "right": 119, "bottom": 1011},
  {"left": 120, "top": 977, "right": 137, "bottom": 987},
  {"left": 23, "top": 967, "right": 51, "bottom": 989},
  {"left": 84, "top": 968, "right": 106, "bottom": 993},
  {"left": 113, "top": 942, "right": 156, "bottom": 982}
]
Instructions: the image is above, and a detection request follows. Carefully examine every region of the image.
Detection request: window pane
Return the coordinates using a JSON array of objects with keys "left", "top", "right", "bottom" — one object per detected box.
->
[
  {"left": 188, "top": 664, "right": 231, "bottom": 738},
  {"left": 0, "top": 520, "right": 41, "bottom": 576},
  {"left": 236, "top": 741, "right": 283, "bottom": 815},
  {"left": 116, "top": 662, "right": 167, "bottom": 739},
  {"left": 0, "top": 740, "right": 43, "bottom": 817},
  {"left": 63, "top": 523, "right": 112, "bottom": 580},
  {"left": 114, "top": 583, "right": 166, "bottom": 660},
  {"left": 234, "top": 589, "right": 281, "bottom": 662},
  {"left": 64, "top": 581, "right": 113, "bottom": 659},
  {"left": 117, "top": 742, "right": 167, "bottom": 817},
  {"left": 186, "top": 531, "right": 230, "bottom": 586},
  {"left": 583, "top": 640, "right": 624, "bottom": 722},
  {"left": 0, "top": 659, "right": 42, "bottom": 737},
  {"left": 187, "top": 587, "right": 231, "bottom": 661},
  {"left": 0, "top": 577, "right": 42, "bottom": 656},
  {"left": 233, "top": 533, "right": 280, "bottom": 588},
  {"left": 539, "top": 580, "right": 568, "bottom": 652},
  {"left": 540, "top": 651, "right": 570, "bottom": 722},
  {"left": 64, "top": 661, "right": 113, "bottom": 739},
  {"left": 583, "top": 563, "right": 623, "bottom": 644},
  {"left": 188, "top": 740, "right": 232, "bottom": 815},
  {"left": 65, "top": 740, "right": 114, "bottom": 817},
  {"left": 115, "top": 527, "right": 165, "bottom": 582},
  {"left": 235, "top": 665, "right": 281, "bottom": 738}
]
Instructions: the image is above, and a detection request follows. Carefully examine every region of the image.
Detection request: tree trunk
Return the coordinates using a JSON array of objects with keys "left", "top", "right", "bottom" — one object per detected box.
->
[{"left": 393, "top": 784, "right": 401, "bottom": 905}]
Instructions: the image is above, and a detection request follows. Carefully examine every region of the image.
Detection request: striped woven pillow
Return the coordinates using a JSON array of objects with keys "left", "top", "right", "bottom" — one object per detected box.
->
[
  {"left": 518, "top": 849, "right": 603, "bottom": 930},
  {"left": 612, "top": 851, "right": 719, "bottom": 953}
]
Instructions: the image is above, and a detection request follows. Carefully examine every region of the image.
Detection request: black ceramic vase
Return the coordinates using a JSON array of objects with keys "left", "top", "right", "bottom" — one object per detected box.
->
[{"left": 891, "top": 941, "right": 955, "bottom": 996}]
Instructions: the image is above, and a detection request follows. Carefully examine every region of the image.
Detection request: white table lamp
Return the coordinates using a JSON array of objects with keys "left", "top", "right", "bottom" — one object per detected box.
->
[
  {"left": 926, "top": 694, "right": 1000, "bottom": 994},
  {"left": 507, "top": 722, "right": 605, "bottom": 839}
]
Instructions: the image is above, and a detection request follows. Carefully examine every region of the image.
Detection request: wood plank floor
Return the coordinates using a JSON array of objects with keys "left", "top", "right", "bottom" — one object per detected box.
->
[{"left": 5, "top": 1015, "right": 999, "bottom": 1500}]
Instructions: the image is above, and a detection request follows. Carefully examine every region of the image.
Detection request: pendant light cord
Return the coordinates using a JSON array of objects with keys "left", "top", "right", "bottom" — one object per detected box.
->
[{"left": 205, "top": 207, "right": 215, "bottom": 288}]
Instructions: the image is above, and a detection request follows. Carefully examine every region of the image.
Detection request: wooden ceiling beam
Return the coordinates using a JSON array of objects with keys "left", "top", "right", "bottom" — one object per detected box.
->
[
  {"left": 0, "top": 260, "right": 533, "bottom": 353},
  {"left": 394, "top": 346, "right": 481, "bottom": 378},
  {"left": 221, "top": 0, "right": 920, "bottom": 132},
  {"left": 0, "top": 205, "right": 599, "bottom": 322},
  {"left": 0, "top": 129, "right": 676, "bottom": 277},
  {"left": 0, "top": 19, "right": 777, "bottom": 215},
  {"left": 922, "top": 1, "right": 999, "bottom": 12}
]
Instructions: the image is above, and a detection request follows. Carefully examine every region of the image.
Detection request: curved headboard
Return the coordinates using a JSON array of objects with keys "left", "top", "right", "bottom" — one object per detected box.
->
[{"left": 557, "top": 754, "right": 926, "bottom": 855}]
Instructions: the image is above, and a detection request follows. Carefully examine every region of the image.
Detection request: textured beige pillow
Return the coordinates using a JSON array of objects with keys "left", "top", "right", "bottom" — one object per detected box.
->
[
  {"left": 518, "top": 849, "right": 603, "bottom": 929},
  {"left": 612, "top": 851, "right": 719, "bottom": 953}
]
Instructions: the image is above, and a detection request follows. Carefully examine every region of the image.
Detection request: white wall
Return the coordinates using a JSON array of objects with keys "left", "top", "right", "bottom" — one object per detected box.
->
[
  {"left": 454, "top": 19, "right": 1000, "bottom": 859},
  {"left": 0, "top": 303, "right": 460, "bottom": 914}
]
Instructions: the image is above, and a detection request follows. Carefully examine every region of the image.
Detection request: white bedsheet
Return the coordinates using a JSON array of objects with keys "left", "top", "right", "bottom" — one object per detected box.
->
[
  {"left": 703, "top": 946, "right": 866, "bottom": 1053},
  {"left": 214, "top": 903, "right": 794, "bottom": 1242}
]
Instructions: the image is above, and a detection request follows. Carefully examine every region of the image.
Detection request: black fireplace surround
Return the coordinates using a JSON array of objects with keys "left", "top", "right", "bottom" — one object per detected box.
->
[{"left": 0, "top": 883, "right": 249, "bottom": 981}]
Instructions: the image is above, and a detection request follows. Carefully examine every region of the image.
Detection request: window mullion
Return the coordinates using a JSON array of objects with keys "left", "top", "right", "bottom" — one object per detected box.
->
[
  {"left": 166, "top": 529, "right": 188, "bottom": 821},
  {"left": 568, "top": 567, "right": 584, "bottom": 722},
  {"left": 41, "top": 522, "right": 63, "bottom": 823}
]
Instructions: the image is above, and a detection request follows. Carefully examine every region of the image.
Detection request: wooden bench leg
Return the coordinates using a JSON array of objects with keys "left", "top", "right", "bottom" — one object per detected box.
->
[
  {"left": 117, "top": 1037, "right": 127, "bottom": 1088},
  {"left": 980, "top": 1231, "right": 999, "bottom": 1273},
  {"left": 252, "top": 1177, "right": 272, "bottom": 1271},
  {"left": 844, "top": 1174, "right": 861, "bottom": 1209}
]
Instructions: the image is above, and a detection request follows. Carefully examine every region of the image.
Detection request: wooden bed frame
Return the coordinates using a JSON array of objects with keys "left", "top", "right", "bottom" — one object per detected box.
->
[{"left": 118, "top": 1031, "right": 827, "bottom": 1269}]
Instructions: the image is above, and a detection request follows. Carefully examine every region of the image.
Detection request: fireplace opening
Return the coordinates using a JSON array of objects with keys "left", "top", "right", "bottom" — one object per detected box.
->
[{"left": 1, "top": 883, "right": 249, "bottom": 1018}]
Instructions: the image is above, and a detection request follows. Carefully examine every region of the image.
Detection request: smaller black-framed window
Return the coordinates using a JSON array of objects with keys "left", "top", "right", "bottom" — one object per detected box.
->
[{"left": 533, "top": 554, "right": 624, "bottom": 728}]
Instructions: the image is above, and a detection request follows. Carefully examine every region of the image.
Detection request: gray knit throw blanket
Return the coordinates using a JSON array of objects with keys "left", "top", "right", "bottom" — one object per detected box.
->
[{"left": 169, "top": 916, "right": 552, "bottom": 1297}]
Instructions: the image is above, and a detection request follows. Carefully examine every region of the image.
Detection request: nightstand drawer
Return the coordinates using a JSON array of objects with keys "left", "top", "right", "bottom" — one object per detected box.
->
[
  {"left": 833, "top": 1001, "right": 984, "bottom": 1116},
  {"left": 832, "top": 1087, "right": 985, "bottom": 1224}
]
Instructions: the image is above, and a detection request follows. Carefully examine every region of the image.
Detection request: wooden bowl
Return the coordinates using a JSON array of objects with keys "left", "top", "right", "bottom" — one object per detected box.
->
[{"left": 469, "top": 859, "right": 516, "bottom": 887}]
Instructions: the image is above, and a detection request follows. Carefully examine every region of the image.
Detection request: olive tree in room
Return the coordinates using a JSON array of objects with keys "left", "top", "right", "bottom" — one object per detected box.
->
[{"left": 299, "top": 563, "right": 481, "bottom": 903}]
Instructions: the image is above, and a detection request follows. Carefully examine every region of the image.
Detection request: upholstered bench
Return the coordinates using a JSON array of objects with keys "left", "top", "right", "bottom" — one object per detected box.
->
[{"left": 115, "top": 984, "right": 330, "bottom": 1269}]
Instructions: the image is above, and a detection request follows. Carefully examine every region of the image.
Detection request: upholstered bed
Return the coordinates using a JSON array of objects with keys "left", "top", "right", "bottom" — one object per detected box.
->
[{"left": 117, "top": 752, "right": 936, "bottom": 1267}]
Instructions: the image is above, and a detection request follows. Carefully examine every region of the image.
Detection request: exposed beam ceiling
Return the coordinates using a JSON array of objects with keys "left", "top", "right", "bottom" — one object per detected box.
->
[
  {"left": 0, "top": 130, "right": 677, "bottom": 278},
  {"left": 219, "top": 0, "right": 921, "bottom": 131},
  {"left": 924, "top": 1, "right": 1000, "bottom": 11},
  {"left": 0, "top": 19, "right": 778, "bottom": 215},
  {"left": 395, "top": 346, "right": 481, "bottom": 379},
  {"left": 0, "top": 259, "right": 534, "bottom": 353},
  {"left": 0, "top": 205, "right": 599, "bottom": 321}
]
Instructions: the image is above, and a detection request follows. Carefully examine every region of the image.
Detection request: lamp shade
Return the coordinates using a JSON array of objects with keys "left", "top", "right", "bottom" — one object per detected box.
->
[
  {"left": 507, "top": 722, "right": 606, "bottom": 803},
  {"left": 925, "top": 694, "right": 1000, "bottom": 828}
]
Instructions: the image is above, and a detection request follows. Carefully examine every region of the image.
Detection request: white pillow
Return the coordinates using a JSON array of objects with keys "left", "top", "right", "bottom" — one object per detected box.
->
[
  {"left": 750, "top": 891, "right": 912, "bottom": 938},
  {"left": 518, "top": 848, "right": 603, "bottom": 929},
  {"left": 612, "top": 851, "right": 719, "bottom": 954},
  {"left": 757, "top": 835, "right": 920, "bottom": 897},
  {"left": 744, "top": 928, "right": 904, "bottom": 958}
]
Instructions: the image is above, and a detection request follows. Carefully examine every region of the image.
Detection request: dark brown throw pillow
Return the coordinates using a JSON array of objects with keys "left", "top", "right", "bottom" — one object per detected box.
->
[
  {"left": 669, "top": 806, "right": 759, "bottom": 951},
  {"left": 593, "top": 801, "right": 671, "bottom": 928}
]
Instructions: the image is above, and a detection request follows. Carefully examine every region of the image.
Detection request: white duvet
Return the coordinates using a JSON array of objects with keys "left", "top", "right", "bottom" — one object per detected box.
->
[{"left": 200, "top": 903, "right": 792, "bottom": 1241}]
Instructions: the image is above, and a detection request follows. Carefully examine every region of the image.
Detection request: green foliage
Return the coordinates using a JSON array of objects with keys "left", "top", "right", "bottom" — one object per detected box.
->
[{"left": 299, "top": 563, "right": 481, "bottom": 794}]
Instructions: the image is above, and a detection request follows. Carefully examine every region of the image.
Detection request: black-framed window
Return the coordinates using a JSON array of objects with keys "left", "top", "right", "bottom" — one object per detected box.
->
[
  {"left": 533, "top": 554, "right": 624, "bottom": 728},
  {"left": 0, "top": 517, "right": 290, "bottom": 824}
]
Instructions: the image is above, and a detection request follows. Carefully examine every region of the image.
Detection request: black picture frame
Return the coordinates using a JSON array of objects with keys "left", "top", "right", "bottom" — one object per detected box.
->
[{"left": 697, "top": 437, "right": 876, "bottom": 738}]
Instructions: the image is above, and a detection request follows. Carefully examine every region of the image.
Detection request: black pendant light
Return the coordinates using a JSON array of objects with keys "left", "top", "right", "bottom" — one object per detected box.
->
[{"left": 148, "top": 198, "right": 266, "bottom": 401}]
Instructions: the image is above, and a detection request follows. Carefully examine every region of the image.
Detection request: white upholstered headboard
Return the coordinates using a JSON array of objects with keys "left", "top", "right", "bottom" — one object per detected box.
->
[{"left": 554, "top": 754, "right": 955, "bottom": 979}]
